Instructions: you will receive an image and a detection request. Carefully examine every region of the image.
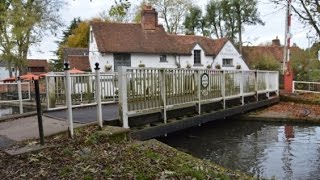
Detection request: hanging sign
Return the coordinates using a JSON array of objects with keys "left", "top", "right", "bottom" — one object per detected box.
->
[{"left": 201, "top": 73, "right": 209, "bottom": 88}]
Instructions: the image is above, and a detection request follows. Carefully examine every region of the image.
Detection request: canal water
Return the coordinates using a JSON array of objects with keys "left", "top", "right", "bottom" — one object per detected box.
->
[{"left": 159, "top": 119, "right": 320, "bottom": 179}]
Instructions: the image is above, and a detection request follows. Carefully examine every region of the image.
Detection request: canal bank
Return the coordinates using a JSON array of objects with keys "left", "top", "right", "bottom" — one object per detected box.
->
[
  {"left": 241, "top": 93, "right": 320, "bottom": 124},
  {"left": 0, "top": 124, "right": 253, "bottom": 179}
]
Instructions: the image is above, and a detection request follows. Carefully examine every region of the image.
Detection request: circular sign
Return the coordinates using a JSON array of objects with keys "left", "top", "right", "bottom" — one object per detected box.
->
[{"left": 201, "top": 73, "right": 209, "bottom": 88}]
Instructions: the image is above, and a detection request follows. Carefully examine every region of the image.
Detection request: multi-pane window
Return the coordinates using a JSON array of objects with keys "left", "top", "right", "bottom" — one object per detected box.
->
[
  {"left": 160, "top": 55, "right": 167, "bottom": 62},
  {"left": 194, "top": 50, "right": 201, "bottom": 64},
  {"left": 222, "top": 58, "right": 233, "bottom": 67},
  {"left": 114, "top": 53, "right": 131, "bottom": 72}
]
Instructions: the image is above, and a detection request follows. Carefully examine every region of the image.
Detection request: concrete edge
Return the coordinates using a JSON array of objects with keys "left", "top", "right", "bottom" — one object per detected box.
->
[
  {"left": 0, "top": 111, "right": 38, "bottom": 123},
  {"left": 239, "top": 115, "right": 320, "bottom": 124}
]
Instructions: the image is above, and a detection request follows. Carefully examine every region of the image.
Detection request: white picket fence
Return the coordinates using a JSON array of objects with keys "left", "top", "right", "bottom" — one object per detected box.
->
[
  {"left": 118, "top": 67, "right": 279, "bottom": 128},
  {"left": 0, "top": 81, "right": 31, "bottom": 114},
  {"left": 292, "top": 81, "right": 320, "bottom": 93},
  {"left": 45, "top": 72, "right": 118, "bottom": 110}
]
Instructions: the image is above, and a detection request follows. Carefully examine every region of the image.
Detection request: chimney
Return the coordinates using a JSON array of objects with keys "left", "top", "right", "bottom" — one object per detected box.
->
[
  {"left": 141, "top": 5, "right": 158, "bottom": 30},
  {"left": 272, "top": 36, "right": 281, "bottom": 46}
]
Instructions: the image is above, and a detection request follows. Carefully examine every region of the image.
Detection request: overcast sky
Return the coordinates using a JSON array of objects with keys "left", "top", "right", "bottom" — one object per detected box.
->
[{"left": 28, "top": 0, "right": 310, "bottom": 59}]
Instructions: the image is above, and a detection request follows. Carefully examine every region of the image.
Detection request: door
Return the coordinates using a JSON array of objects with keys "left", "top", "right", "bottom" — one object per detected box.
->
[{"left": 114, "top": 53, "right": 131, "bottom": 72}]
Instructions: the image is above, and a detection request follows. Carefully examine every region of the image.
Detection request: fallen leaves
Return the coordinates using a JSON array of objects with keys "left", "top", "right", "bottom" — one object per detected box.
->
[{"left": 0, "top": 125, "right": 252, "bottom": 179}]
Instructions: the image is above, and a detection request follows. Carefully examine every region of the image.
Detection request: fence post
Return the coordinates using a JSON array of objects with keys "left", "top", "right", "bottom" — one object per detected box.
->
[
  {"left": 255, "top": 71, "right": 258, "bottom": 102},
  {"left": 17, "top": 77, "right": 23, "bottom": 114},
  {"left": 28, "top": 81, "right": 31, "bottom": 101},
  {"left": 45, "top": 75, "right": 50, "bottom": 110},
  {"left": 118, "top": 66, "right": 129, "bottom": 128},
  {"left": 292, "top": 81, "right": 295, "bottom": 93},
  {"left": 95, "top": 63, "right": 103, "bottom": 129},
  {"left": 34, "top": 79, "right": 44, "bottom": 145},
  {"left": 266, "top": 72, "right": 270, "bottom": 99},
  {"left": 240, "top": 71, "right": 244, "bottom": 105},
  {"left": 221, "top": 71, "right": 225, "bottom": 109},
  {"left": 64, "top": 63, "right": 74, "bottom": 138},
  {"left": 197, "top": 70, "right": 201, "bottom": 114},
  {"left": 160, "top": 69, "right": 167, "bottom": 123}
]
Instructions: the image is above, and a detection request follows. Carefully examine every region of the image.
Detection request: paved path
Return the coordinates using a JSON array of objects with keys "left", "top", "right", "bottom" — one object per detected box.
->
[
  {"left": 0, "top": 103, "right": 119, "bottom": 149},
  {"left": 0, "top": 116, "right": 83, "bottom": 149},
  {"left": 45, "top": 103, "right": 119, "bottom": 124}
]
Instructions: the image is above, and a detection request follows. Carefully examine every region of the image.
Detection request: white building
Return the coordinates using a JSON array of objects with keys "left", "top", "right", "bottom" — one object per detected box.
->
[{"left": 89, "top": 6, "right": 249, "bottom": 72}]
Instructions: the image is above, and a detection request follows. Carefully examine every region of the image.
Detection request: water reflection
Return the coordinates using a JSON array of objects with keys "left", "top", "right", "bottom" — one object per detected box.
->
[{"left": 159, "top": 120, "right": 320, "bottom": 179}]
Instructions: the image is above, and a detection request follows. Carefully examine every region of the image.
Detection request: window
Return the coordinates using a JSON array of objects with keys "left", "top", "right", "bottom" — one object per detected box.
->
[
  {"left": 194, "top": 50, "right": 201, "bottom": 64},
  {"left": 114, "top": 53, "right": 131, "bottom": 72},
  {"left": 222, "top": 58, "right": 233, "bottom": 67},
  {"left": 160, "top": 55, "right": 167, "bottom": 62}
]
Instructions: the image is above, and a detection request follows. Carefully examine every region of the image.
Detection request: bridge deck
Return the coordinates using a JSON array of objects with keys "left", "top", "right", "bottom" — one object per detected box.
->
[{"left": 44, "top": 103, "right": 119, "bottom": 124}]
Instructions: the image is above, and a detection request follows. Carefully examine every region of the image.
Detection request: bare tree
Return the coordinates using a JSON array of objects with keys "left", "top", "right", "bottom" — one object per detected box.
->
[
  {"left": 148, "top": 0, "right": 193, "bottom": 34},
  {"left": 272, "top": 0, "right": 320, "bottom": 38}
]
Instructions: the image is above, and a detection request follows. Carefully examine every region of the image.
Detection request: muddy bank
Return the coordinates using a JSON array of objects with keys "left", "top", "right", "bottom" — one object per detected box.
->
[{"left": 242, "top": 92, "right": 320, "bottom": 123}]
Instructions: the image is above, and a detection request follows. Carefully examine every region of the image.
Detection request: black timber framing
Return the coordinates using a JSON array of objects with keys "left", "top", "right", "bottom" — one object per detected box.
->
[{"left": 130, "top": 97, "right": 280, "bottom": 140}]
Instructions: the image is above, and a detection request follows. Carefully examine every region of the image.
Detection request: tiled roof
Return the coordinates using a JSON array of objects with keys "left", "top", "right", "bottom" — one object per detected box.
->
[
  {"left": 27, "top": 59, "right": 48, "bottom": 67},
  {"left": 170, "top": 35, "right": 229, "bottom": 56},
  {"left": 68, "top": 55, "right": 91, "bottom": 71},
  {"left": 64, "top": 48, "right": 89, "bottom": 61},
  {"left": 242, "top": 46, "right": 302, "bottom": 63},
  {"left": 91, "top": 22, "right": 191, "bottom": 55}
]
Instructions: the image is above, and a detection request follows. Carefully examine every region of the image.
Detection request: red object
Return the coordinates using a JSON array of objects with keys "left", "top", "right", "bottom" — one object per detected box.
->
[
  {"left": 20, "top": 73, "right": 40, "bottom": 81},
  {"left": 69, "top": 67, "right": 85, "bottom": 74},
  {"left": 2, "top": 76, "right": 16, "bottom": 83},
  {"left": 285, "top": 125, "right": 294, "bottom": 140},
  {"left": 284, "top": 63, "right": 293, "bottom": 93}
]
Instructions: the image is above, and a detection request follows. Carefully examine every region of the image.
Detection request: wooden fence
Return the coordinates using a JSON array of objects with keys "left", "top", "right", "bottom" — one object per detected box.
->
[
  {"left": 293, "top": 81, "right": 320, "bottom": 93},
  {"left": 118, "top": 67, "right": 279, "bottom": 128},
  {"left": 45, "top": 72, "right": 118, "bottom": 110}
]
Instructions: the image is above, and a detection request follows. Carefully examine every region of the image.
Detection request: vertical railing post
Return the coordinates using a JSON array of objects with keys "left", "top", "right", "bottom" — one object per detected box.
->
[
  {"left": 266, "top": 72, "right": 270, "bottom": 99},
  {"left": 276, "top": 71, "right": 280, "bottom": 96},
  {"left": 64, "top": 63, "right": 74, "bottom": 138},
  {"left": 160, "top": 69, "right": 167, "bottom": 123},
  {"left": 45, "top": 75, "right": 50, "bottom": 110},
  {"left": 255, "top": 71, "right": 258, "bottom": 102},
  {"left": 292, "top": 80, "right": 295, "bottom": 93},
  {"left": 118, "top": 66, "right": 129, "bottom": 128},
  {"left": 196, "top": 70, "right": 201, "bottom": 115},
  {"left": 240, "top": 71, "right": 244, "bottom": 105},
  {"left": 17, "top": 77, "right": 23, "bottom": 114},
  {"left": 95, "top": 63, "right": 103, "bottom": 129},
  {"left": 28, "top": 81, "right": 31, "bottom": 100},
  {"left": 221, "top": 71, "right": 226, "bottom": 109}
]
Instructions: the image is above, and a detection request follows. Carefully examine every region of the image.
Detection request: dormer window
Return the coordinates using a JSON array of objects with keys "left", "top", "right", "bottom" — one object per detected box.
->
[
  {"left": 222, "top": 58, "right": 233, "bottom": 67},
  {"left": 194, "top": 50, "right": 201, "bottom": 65}
]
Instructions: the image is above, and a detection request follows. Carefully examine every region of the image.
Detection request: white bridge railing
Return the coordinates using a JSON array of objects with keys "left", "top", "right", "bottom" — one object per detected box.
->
[
  {"left": 293, "top": 81, "right": 320, "bottom": 93},
  {"left": 46, "top": 72, "right": 118, "bottom": 110},
  {"left": 118, "top": 67, "right": 279, "bottom": 128},
  {"left": 0, "top": 82, "right": 31, "bottom": 103}
]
